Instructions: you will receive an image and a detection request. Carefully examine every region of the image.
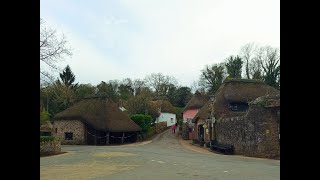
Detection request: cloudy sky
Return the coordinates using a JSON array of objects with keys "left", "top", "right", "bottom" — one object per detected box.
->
[{"left": 40, "top": 0, "right": 279, "bottom": 87}]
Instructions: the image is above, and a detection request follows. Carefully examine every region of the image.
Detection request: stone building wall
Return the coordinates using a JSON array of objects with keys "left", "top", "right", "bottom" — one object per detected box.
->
[
  {"left": 215, "top": 106, "right": 280, "bottom": 159},
  {"left": 40, "top": 140, "right": 61, "bottom": 156},
  {"left": 53, "top": 120, "right": 86, "bottom": 145}
]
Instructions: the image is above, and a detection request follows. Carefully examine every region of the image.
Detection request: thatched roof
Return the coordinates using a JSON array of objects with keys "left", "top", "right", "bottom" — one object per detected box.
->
[
  {"left": 149, "top": 100, "right": 176, "bottom": 114},
  {"left": 213, "top": 79, "right": 280, "bottom": 118},
  {"left": 40, "top": 121, "right": 53, "bottom": 132},
  {"left": 222, "top": 79, "right": 278, "bottom": 102},
  {"left": 53, "top": 96, "right": 141, "bottom": 132},
  {"left": 192, "top": 101, "right": 211, "bottom": 123},
  {"left": 250, "top": 93, "right": 280, "bottom": 108},
  {"left": 183, "top": 91, "right": 209, "bottom": 112}
]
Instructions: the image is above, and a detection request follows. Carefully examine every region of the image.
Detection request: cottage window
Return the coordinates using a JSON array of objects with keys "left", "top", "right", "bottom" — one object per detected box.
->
[
  {"left": 41, "top": 132, "right": 51, "bottom": 136},
  {"left": 65, "top": 132, "right": 73, "bottom": 140},
  {"left": 230, "top": 104, "right": 238, "bottom": 111},
  {"left": 229, "top": 102, "right": 248, "bottom": 112},
  {"left": 171, "top": 118, "right": 174, "bottom": 123}
]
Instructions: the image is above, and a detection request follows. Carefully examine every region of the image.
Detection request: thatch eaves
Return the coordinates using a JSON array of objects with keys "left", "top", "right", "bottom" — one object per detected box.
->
[
  {"left": 213, "top": 79, "right": 280, "bottom": 118},
  {"left": 53, "top": 96, "right": 141, "bottom": 132},
  {"left": 192, "top": 101, "right": 212, "bottom": 123},
  {"left": 250, "top": 93, "right": 280, "bottom": 108},
  {"left": 149, "top": 100, "right": 176, "bottom": 114},
  {"left": 183, "top": 91, "right": 209, "bottom": 112},
  {"left": 222, "top": 79, "right": 279, "bottom": 102}
]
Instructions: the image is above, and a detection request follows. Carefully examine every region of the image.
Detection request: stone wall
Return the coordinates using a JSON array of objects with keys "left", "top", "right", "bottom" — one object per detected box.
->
[
  {"left": 155, "top": 121, "right": 168, "bottom": 133},
  {"left": 216, "top": 106, "right": 280, "bottom": 159},
  {"left": 181, "top": 123, "right": 190, "bottom": 140},
  {"left": 40, "top": 140, "right": 61, "bottom": 156},
  {"left": 53, "top": 120, "right": 86, "bottom": 145}
]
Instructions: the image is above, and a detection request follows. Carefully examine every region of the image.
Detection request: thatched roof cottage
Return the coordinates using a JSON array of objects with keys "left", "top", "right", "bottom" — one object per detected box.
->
[
  {"left": 203, "top": 79, "right": 280, "bottom": 158},
  {"left": 182, "top": 91, "right": 208, "bottom": 123},
  {"left": 52, "top": 96, "right": 141, "bottom": 145},
  {"left": 213, "top": 79, "right": 279, "bottom": 119}
]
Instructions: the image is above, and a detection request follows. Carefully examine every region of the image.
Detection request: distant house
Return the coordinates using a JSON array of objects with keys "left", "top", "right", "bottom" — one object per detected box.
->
[
  {"left": 182, "top": 91, "right": 208, "bottom": 124},
  {"left": 192, "top": 100, "right": 212, "bottom": 144},
  {"left": 182, "top": 91, "right": 208, "bottom": 139},
  {"left": 52, "top": 96, "right": 142, "bottom": 145},
  {"left": 155, "top": 112, "right": 177, "bottom": 127}
]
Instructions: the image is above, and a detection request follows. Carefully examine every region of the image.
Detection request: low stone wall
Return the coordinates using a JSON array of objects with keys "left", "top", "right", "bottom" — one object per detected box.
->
[
  {"left": 216, "top": 106, "right": 280, "bottom": 159},
  {"left": 155, "top": 121, "right": 168, "bottom": 133},
  {"left": 181, "top": 123, "right": 190, "bottom": 140},
  {"left": 40, "top": 140, "right": 61, "bottom": 156}
]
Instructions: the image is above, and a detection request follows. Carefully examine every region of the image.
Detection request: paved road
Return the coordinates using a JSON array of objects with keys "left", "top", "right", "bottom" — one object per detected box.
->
[{"left": 40, "top": 129, "right": 280, "bottom": 180}]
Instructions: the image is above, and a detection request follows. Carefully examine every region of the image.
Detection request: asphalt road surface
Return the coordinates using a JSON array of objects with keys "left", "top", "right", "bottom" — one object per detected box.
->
[{"left": 40, "top": 129, "right": 280, "bottom": 180}]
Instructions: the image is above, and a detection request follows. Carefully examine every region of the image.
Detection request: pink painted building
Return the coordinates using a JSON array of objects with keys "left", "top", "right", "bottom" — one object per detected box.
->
[
  {"left": 183, "top": 109, "right": 199, "bottom": 123},
  {"left": 182, "top": 91, "right": 208, "bottom": 140}
]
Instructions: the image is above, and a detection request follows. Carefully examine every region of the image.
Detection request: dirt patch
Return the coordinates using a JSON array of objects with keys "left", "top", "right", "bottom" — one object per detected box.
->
[{"left": 40, "top": 161, "right": 140, "bottom": 179}]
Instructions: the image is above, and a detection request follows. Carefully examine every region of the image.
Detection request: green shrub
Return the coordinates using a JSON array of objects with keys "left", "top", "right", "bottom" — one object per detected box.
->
[
  {"left": 130, "top": 114, "right": 152, "bottom": 133},
  {"left": 146, "top": 127, "right": 155, "bottom": 138}
]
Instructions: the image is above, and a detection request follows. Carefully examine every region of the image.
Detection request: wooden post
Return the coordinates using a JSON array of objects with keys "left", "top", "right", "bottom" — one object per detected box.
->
[
  {"left": 122, "top": 132, "right": 125, "bottom": 144},
  {"left": 94, "top": 129, "right": 97, "bottom": 145},
  {"left": 84, "top": 125, "right": 87, "bottom": 144},
  {"left": 106, "top": 132, "right": 109, "bottom": 145},
  {"left": 135, "top": 132, "right": 138, "bottom": 142}
]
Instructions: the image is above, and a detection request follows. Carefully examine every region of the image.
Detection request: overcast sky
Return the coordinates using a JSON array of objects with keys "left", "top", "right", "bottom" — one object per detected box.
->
[{"left": 40, "top": 0, "right": 280, "bottom": 87}]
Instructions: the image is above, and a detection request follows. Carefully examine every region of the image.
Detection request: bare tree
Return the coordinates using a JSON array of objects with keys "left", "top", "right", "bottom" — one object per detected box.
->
[
  {"left": 239, "top": 42, "right": 257, "bottom": 79},
  {"left": 144, "top": 73, "right": 177, "bottom": 96},
  {"left": 133, "top": 79, "right": 148, "bottom": 96},
  {"left": 40, "top": 18, "right": 72, "bottom": 84},
  {"left": 255, "top": 46, "right": 280, "bottom": 88},
  {"left": 249, "top": 57, "right": 263, "bottom": 80},
  {"left": 190, "top": 80, "right": 202, "bottom": 93}
]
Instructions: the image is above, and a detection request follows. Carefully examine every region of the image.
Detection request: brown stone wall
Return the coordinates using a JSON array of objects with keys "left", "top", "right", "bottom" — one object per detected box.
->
[
  {"left": 182, "top": 123, "right": 190, "bottom": 140},
  {"left": 40, "top": 140, "right": 61, "bottom": 156},
  {"left": 155, "top": 121, "right": 168, "bottom": 133},
  {"left": 216, "top": 106, "right": 280, "bottom": 159},
  {"left": 53, "top": 120, "right": 86, "bottom": 145}
]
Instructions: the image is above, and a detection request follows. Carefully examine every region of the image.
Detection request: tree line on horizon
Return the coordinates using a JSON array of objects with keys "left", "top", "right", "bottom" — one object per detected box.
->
[{"left": 40, "top": 18, "right": 280, "bottom": 124}]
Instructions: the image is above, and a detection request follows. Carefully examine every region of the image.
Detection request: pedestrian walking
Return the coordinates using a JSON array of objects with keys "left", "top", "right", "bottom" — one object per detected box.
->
[{"left": 172, "top": 124, "right": 176, "bottom": 134}]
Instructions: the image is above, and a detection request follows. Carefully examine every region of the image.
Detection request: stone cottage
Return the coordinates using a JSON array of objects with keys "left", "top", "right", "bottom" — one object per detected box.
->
[
  {"left": 52, "top": 96, "right": 142, "bottom": 145},
  {"left": 199, "top": 79, "right": 280, "bottom": 159}
]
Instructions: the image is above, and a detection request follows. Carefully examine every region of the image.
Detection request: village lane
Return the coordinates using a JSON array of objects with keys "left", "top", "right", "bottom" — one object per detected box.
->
[{"left": 40, "top": 129, "right": 280, "bottom": 180}]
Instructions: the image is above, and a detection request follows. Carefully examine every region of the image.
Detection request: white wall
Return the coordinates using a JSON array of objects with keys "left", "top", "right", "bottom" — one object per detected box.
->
[{"left": 156, "top": 112, "right": 177, "bottom": 127}]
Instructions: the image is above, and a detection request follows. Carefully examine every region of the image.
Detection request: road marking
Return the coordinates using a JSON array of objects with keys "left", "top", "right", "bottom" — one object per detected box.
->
[
  {"left": 151, "top": 160, "right": 155, "bottom": 161},
  {"left": 224, "top": 171, "right": 228, "bottom": 173},
  {"left": 157, "top": 161, "right": 165, "bottom": 163}
]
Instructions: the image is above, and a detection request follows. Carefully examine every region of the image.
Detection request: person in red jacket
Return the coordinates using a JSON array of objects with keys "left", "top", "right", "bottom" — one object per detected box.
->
[{"left": 171, "top": 124, "right": 176, "bottom": 134}]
